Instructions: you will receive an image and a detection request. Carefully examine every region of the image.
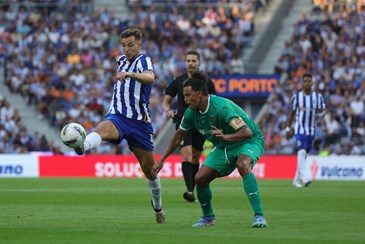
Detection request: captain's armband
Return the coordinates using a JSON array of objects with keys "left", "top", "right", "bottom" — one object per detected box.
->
[{"left": 229, "top": 117, "right": 246, "bottom": 130}]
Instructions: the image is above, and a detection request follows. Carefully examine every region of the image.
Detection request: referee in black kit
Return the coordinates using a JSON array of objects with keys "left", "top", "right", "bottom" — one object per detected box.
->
[{"left": 162, "top": 50, "right": 216, "bottom": 202}]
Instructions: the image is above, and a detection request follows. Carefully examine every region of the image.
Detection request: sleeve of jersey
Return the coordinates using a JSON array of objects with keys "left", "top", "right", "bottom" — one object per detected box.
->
[
  {"left": 179, "top": 110, "right": 192, "bottom": 131},
  {"left": 219, "top": 103, "right": 242, "bottom": 130},
  {"left": 138, "top": 55, "right": 154, "bottom": 73}
]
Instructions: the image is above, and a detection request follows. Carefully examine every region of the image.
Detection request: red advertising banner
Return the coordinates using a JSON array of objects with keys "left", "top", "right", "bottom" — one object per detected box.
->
[{"left": 39, "top": 155, "right": 297, "bottom": 179}]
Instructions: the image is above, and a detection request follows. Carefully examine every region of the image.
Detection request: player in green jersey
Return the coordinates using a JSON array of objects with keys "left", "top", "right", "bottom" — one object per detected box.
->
[{"left": 152, "top": 72, "right": 268, "bottom": 228}]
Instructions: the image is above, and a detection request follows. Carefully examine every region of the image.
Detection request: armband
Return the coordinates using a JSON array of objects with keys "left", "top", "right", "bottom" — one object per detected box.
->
[
  {"left": 285, "top": 127, "right": 291, "bottom": 133},
  {"left": 229, "top": 117, "right": 245, "bottom": 130},
  {"left": 165, "top": 109, "right": 171, "bottom": 113}
]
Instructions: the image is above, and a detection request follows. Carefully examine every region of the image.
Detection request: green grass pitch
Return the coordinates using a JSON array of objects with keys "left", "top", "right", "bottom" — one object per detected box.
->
[{"left": 0, "top": 178, "right": 364, "bottom": 243}]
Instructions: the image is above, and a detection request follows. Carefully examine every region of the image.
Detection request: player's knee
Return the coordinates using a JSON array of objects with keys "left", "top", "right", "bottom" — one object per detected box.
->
[
  {"left": 194, "top": 174, "right": 209, "bottom": 187},
  {"left": 191, "top": 155, "right": 201, "bottom": 164},
  {"left": 236, "top": 160, "right": 252, "bottom": 177},
  {"left": 144, "top": 170, "right": 153, "bottom": 180}
]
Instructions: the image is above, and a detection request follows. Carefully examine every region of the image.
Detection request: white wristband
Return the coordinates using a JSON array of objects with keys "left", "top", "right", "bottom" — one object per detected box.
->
[{"left": 285, "top": 127, "right": 291, "bottom": 132}]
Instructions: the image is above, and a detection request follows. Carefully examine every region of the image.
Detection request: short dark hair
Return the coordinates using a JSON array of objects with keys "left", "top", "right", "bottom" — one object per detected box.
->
[
  {"left": 302, "top": 73, "right": 312, "bottom": 80},
  {"left": 120, "top": 28, "right": 142, "bottom": 41},
  {"left": 183, "top": 76, "right": 208, "bottom": 96},
  {"left": 191, "top": 70, "right": 208, "bottom": 84},
  {"left": 185, "top": 50, "right": 200, "bottom": 61}
]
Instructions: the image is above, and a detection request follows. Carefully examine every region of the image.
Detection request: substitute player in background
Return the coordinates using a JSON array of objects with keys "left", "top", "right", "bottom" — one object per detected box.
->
[
  {"left": 68, "top": 28, "right": 165, "bottom": 223},
  {"left": 153, "top": 73, "right": 268, "bottom": 228},
  {"left": 285, "top": 73, "right": 326, "bottom": 188},
  {"left": 162, "top": 50, "right": 216, "bottom": 203}
]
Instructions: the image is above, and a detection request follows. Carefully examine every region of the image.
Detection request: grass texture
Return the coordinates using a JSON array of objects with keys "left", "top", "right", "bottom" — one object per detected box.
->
[{"left": 0, "top": 178, "right": 364, "bottom": 243}]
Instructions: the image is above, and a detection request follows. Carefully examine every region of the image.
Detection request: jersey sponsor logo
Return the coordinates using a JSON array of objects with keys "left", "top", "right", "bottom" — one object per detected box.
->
[
  {"left": 229, "top": 117, "right": 245, "bottom": 130},
  {"left": 198, "top": 129, "right": 210, "bottom": 136}
]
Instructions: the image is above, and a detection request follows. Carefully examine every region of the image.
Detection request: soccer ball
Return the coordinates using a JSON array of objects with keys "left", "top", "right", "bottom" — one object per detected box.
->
[{"left": 60, "top": 123, "right": 86, "bottom": 148}]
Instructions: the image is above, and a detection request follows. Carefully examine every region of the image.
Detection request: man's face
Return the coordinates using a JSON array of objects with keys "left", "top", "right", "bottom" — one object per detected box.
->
[
  {"left": 120, "top": 36, "right": 141, "bottom": 61},
  {"left": 302, "top": 76, "right": 313, "bottom": 92},
  {"left": 183, "top": 86, "right": 201, "bottom": 110},
  {"left": 185, "top": 54, "right": 200, "bottom": 73}
]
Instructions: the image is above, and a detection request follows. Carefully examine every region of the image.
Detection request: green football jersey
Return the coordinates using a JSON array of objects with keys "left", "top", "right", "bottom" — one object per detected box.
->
[{"left": 180, "top": 95, "right": 263, "bottom": 149}]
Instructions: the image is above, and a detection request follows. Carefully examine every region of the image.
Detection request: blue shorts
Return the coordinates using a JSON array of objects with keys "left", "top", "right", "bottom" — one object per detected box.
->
[
  {"left": 104, "top": 114, "right": 154, "bottom": 151},
  {"left": 295, "top": 134, "right": 315, "bottom": 152}
]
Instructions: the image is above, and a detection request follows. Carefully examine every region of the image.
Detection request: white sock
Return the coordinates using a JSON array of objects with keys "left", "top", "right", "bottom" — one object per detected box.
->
[
  {"left": 293, "top": 168, "right": 300, "bottom": 184},
  {"left": 298, "top": 149, "right": 307, "bottom": 181},
  {"left": 147, "top": 175, "right": 162, "bottom": 210},
  {"left": 83, "top": 132, "right": 102, "bottom": 151}
]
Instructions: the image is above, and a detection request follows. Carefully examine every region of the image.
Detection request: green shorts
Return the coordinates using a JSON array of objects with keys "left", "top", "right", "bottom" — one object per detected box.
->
[{"left": 203, "top": 138, "right": 264, "bottom": 177}]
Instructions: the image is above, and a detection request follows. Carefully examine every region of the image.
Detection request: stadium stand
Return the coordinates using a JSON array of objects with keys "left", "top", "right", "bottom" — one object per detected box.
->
[
  {"left": 5, "top": 1, "right": 362, "bottom": 156},
  {"left": 0, "top": 0, "right": 271, "bottom": 154},
  {"left": 260, "top": 1, "right": 365, "bottom": 155}
]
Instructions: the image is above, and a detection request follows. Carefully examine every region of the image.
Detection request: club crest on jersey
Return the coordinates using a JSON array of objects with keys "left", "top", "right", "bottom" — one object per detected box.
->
[{"left": 210, "top": 117, "right": 215, "bottom": 122}]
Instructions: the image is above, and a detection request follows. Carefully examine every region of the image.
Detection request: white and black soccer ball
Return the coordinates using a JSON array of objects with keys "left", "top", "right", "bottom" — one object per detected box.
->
[{"left": 60, "top": 123, "right": 86, "bottom": 148}]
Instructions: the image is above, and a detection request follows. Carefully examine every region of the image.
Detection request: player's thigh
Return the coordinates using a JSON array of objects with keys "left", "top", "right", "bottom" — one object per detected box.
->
[
  {"left": 94, "top": 120, "right": 119, "bottom": 141},
  {"left": 233, "top": 140, "right": 264, "bottom": 166},
  {"left": 191, "top": 147, "right": 202, "bottom": 165},
  {"left": 203, "top": 147, "right": 236, "bottom": 177},
  {"left": 191, "top": 128, "right": 205, "bottom": 164},
  {"left": 180, "top": 145, "right": 193, "bottom": 162}
]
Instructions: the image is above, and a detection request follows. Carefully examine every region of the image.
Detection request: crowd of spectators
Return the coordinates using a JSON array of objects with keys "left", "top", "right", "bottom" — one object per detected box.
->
[
  {"left": 0, "top": 0, "right": 269, "bottom": 154},
  {"left": 262, "top": 5, "right": 365, "bottom": 155},
  {"left": 0, "top": 95, "right": 63, "bottom": 153}
]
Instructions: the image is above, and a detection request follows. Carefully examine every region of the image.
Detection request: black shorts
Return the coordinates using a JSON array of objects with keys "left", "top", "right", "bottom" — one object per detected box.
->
[{"left": 175, "top": 123, "right": 205, "bottom": 151}]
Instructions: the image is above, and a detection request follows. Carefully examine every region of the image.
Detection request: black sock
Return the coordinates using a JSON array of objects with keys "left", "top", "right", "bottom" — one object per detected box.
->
[
  {"left": 182, "top": 161, "right": 194, "bottom": 192},
  {"left": 191, "top": 164, "right": 200, "bottom": 191}
]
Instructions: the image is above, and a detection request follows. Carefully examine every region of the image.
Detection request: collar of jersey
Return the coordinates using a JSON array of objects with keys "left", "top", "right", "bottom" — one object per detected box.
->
[{"left": 199, "top": 95, "right": 210, "bottom": 114}]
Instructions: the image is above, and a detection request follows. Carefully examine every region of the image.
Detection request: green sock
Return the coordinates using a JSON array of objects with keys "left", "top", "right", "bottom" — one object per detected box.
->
[
  {"left": 197, "top": 185, "right": 214, "bottom": 217},
  {"left": 243, "top": 173, "right": 263, "bottom": 216}
]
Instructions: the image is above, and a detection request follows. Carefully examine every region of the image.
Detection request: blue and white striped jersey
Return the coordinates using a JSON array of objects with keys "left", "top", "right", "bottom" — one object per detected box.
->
[
  {"left": 108, "top": 54, "right": 154, "bottom": 122},
  {"left": 290, "top": 91, "right": 326, "bottom": 136}
]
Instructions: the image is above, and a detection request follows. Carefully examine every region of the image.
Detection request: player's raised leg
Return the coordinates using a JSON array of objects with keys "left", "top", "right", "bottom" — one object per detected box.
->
[{"left": 74, "top": 120, "right": 117, "bottom": 155}]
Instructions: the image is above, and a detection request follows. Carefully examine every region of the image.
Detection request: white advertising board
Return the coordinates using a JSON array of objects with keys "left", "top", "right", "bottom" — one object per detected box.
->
[
  {"left": 0, "top": 155, "right": 39, "bottom": 178},
  {"left": 307, "top": 156, "right": 365, "bottom": 180}
]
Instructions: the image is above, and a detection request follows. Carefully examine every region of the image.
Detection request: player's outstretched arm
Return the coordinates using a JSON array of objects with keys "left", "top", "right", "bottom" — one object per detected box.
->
[{"left": 152, "top": 128, "right": 186, "bottom": 178}]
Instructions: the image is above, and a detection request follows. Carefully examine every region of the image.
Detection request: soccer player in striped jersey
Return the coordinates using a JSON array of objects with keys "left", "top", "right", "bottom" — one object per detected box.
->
[
  {"left": 285, "top": 74, "right": 326, "bottom": 188},
  {"left": 72, "top": 28, "right": 165, "bottom": 223}
]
